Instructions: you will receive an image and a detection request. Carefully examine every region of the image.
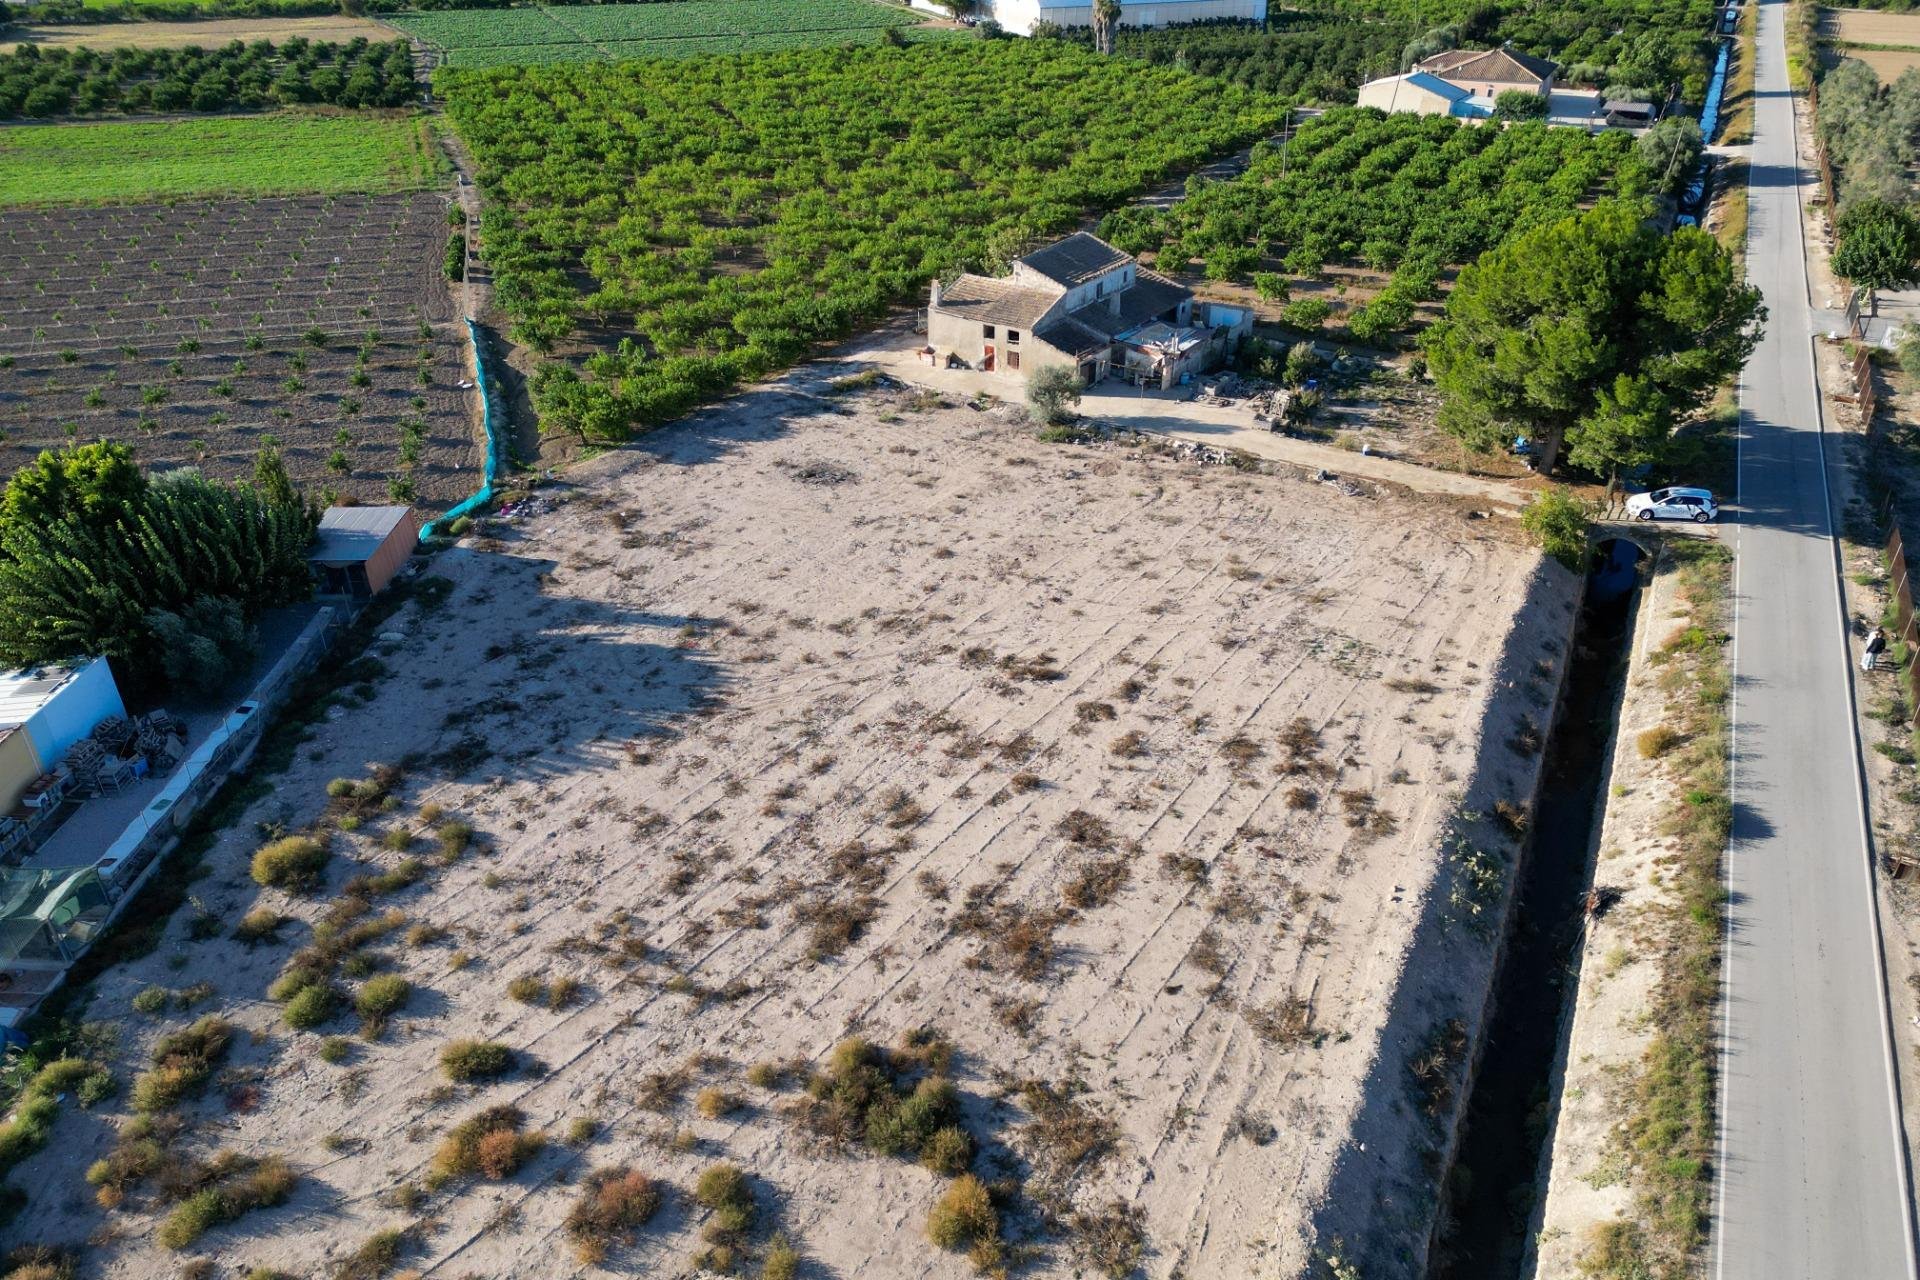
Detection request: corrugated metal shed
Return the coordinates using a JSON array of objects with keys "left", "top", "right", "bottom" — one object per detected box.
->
[
  {"left": 310, "top": 506, "right": 414, "bottom": 563},
  {"left": 0, "top": 667, "right": 84, "bottom": 730}
]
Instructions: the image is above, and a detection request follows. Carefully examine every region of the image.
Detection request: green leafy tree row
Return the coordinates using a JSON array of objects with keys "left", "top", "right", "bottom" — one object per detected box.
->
[
  {"left": 0, "top": 37, "right": 415, "bottom": 119},
  {"left": 1102, "top": 107, "right": 1652, "bottom": 343},
  {"left": 0, "top": 444, "right": 317, "bottom": 693},
  {"left": 1425, "top": 199, "right": 1763, "bottom": 478},
  {"left": 1290, "top": 0, "right": 1718, "bottom": 99},
  {"left": 1043, "top": 12, "right": 1416, "bottom": 101},
  {"left": 1814, "top": 59, "right": 1920, "bottom": 211},
  {"left": 438, "top": 40, "right": 1286, "bottom": 442}
]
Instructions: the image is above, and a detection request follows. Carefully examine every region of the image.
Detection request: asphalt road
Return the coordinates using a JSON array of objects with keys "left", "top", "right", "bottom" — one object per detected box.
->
[{"left": 1717, "top": 2, "right": 1918, "bottom": 1275}]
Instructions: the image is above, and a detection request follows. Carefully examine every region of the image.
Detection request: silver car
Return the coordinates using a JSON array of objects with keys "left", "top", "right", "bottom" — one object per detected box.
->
[{"left": 1627, "top": 486, "right": 1718, "bottom": 523}]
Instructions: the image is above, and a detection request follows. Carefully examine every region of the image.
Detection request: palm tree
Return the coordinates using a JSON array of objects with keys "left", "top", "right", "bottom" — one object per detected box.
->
[{"left": 1092, "top": 0, "right": 1122, "bottom": 55}]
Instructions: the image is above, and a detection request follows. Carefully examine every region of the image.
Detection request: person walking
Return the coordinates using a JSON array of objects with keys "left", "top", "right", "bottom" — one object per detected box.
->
[{"left": 1863, "top": 626, "right": 1888, "bottom": 672}]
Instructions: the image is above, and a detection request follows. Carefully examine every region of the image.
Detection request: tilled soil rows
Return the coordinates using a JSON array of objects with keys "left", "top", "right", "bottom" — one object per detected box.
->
[{"left": 0, "top": 190, "right": 481, "bottom": 509}]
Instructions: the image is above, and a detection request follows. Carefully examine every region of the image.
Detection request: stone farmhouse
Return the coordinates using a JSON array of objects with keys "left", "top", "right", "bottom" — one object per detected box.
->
[
  {"left": 1356, "top": 46, "right": 1557, "bottom": 119},
  {"left": 926, "top": 232, "right": 1251, "bottom": 390}
]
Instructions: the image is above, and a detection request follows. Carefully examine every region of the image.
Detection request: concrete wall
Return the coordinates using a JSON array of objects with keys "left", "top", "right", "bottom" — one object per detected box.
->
[
  {"left": 1357, "top": 77, "right": 1457, "bottom": 116},
  {"left": 22, "top": 658, "right": 125, "bottom": 774},
  {"left": 926, "top": 307, "right": 1096, "bottom": 384},
  {"left": 1463, "top": 75, "right": 1550, "bottom": 99},
  {"left": 1011, "top": 261, "right": 1133, "bottom": 313},
  {"left": 989, "top": 0, "right": 1267, "bottom": 34},
  {"left": 0, "top": 730, "right": 41, "bottom": 813}
]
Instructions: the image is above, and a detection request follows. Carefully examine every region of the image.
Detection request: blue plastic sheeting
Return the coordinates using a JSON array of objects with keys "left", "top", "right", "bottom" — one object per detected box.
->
[
  {"left": 1699, "top": 38, "right": 1731, "bottom": 142},
  {"left": 419, "top": 318, "right": 504, "bottom": 541}
]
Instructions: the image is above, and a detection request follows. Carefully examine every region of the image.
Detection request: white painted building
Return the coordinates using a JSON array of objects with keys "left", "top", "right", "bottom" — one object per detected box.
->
[{"left": 980, "top": 0, "right": 1268, "bottom": 36}]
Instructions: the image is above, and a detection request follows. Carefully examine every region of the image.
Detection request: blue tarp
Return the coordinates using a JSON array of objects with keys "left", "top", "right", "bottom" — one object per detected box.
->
[
  {"left": 419, "top": 318, "right": 504, "bottom": 541},
  {"left": 1700, "top": 38, "right": 1731, "bottom": 143}
]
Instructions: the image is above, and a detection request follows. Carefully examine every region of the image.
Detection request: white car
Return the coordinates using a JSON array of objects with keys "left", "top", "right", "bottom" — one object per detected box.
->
[{"left": 1627, "top": 486, "right": 1718, "bottom": 523}]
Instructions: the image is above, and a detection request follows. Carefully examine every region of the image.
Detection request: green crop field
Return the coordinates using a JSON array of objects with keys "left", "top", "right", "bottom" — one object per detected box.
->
[
  {"left": 394, "top": 0, "right": 939, "bottom": 66},
  {"left": 0, "top": 114, "right": 446, "bottom": 205}
]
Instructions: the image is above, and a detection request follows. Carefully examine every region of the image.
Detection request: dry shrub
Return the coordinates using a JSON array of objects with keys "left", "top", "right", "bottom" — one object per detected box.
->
[
  {"left": 1384, "top": 675, "right": 1441, "bottom": 695},
  {"left": 334, "top": 1228, "right": 405, "bottom": 1280},
  {"left": 1063, "top": 857, "right": 1130, "bottom": 911},
  {"left": 565, "top": 1167, "right": 662, "bottom": 1263},
  {"left": 695, "top": 1087, "right": 740, "bottom": 1120},
  {"left": 1409, "top": 1018, "right": 1469, "bottom": 1118},
  {"left": 998, "top": 652, "right": 1062, "bottom": 682},
  {"left": 926, "top": 1174, "right": 999, "bottom": 1251},
  {"left": 1337, "top": 789, "right": 1397, "bottom": 838},
  {"left": 1159, "top": 851, "right": 1207, "bottom": 884},
  {"left": 762, "top": 1236, "right": 801, "bottom": 1280},
  {"left": 133, "top": 1016, "right": 233, "bottom": 1113},
  {"left": 1246, "top": 995, "right": 1312, "bottom": 1047},
  {"left": 1075, "top": 701, "right": 1117, "bottom": 724},
  {"left": 156, "top": 1154, "right": 296, "bottom": 1249},
  {"left": 828, "top": 839, "right": 893, "bottom": 891},
  {"left": 428, "top": 1106, "right": 543, "bottom": 1188},
  {"left": 1069, "top": 1199, "right": 1147, "bottom": 1278},
  {"left": 1637, "top": 725, "right": 1683, "bottom": 759},
  {"left": 250, "top": 836, "right": 329, "bottom": 892},
  {"left": 872, "top": 787, "right": 925, "bottom": 830},
  {"left": 992, "top": 995, "right": 1041, "bottom": 1035},
  {"left": 232, "top": 909, "right": 286, "bottom": 944},
  {"left": 1189, "top": 927, "right": 1229, "bottom": 976},
  {"left": 1284, "top": 786, "right": 1317, "bottom": 810},
  {"left": 0, "top": 1247, "right": 75, "bottom": 1280},
  {"left": 1019, "top": 1080, "right": 1116, "bottom": 1182},
  {"left": 1276, "top": 717, "right": 1334, "bottom": 778},
  {"left": 440, "top": 1039, "right": 512, "bottom": 1082},
  {"left": 796, "top": 893, "right": 881, "bottom": 960},
  {"left": 694, "top": 1162, "right": 756, "bottom": 1246},
  {"left": 1008, "top": 770, "right": 1042, "bottom": 793},
  {"left": 1219, "top": 734, "right": 1264, "bottom": 766},
  {"left": 1056, "top": 809, "right": 1114, "bottom": 849},
  {"left": 638, "top": 1063, "right": 694, "bottom": 1112},
  {"left": 1109, "top": 730, "right": 1147, "bottom": 759}
]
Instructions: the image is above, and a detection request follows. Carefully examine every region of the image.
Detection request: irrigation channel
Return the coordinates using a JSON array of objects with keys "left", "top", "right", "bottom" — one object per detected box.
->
[{"left": 1430, "top": 537, "right": 1645, "bottom": 1279}]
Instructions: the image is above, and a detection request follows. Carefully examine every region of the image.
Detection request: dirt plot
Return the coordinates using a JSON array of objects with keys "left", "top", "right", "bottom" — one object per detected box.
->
[
  {"left": 0, "top": 14, "right": 404, "bottom": 51},
  {"left": 1824, "top": 6, "right": 1920, "bottom": 46},
  {"left": 6, "top": 374, "right": 1572, "bottom": 1278},
  {"left": 1831, "top": 45, "right": 1920, "bottom": 77},
  {"left": 0, "top": 190, "right": 481, "bottom": 509}
]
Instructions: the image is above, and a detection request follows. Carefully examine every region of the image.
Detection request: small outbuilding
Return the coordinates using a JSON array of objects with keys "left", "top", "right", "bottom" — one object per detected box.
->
[
  {"left": 309, "top": 506, "right": 420, "bottom": 602},
  {"left": 0, "top": 660, "right": 128, "bottom": 813}
]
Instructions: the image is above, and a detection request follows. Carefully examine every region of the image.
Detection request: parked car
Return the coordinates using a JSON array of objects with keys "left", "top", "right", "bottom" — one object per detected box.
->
[{"left": 1626, "top": 486, "right": 1719, "bottom": 523}]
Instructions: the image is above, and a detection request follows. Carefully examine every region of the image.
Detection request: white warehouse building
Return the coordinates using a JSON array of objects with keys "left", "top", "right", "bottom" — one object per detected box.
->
[{"left": 969, "top": 0, "right": 1268, "bottom": 35}]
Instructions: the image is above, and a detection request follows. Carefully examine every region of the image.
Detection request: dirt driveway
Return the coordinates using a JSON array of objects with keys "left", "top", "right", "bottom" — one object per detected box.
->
[{"left": 842, "top": 335, "right": 1534, "bottom": 510}]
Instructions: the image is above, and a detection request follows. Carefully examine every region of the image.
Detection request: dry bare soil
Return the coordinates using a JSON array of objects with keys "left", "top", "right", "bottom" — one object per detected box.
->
[
  {"left": 0, "top": 14, "right": 402, "bottom": 52},
  {"left": 0, "top": 191, "right": 479, "bottom": 510},
  {"left": 1824, "top": 7, "right": 1920, "bottom": 76},
  {"left": 5, "top": 373, "right": 1575, "bottom": 1278}
]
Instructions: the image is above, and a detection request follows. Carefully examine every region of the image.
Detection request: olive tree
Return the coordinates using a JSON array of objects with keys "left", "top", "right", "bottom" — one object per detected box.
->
[{"left": 1026, "top": 365, "right": 1082, "bottom": 425}]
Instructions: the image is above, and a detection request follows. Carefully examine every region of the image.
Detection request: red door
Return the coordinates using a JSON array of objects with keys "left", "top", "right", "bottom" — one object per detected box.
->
[{"left": 982, "top": 344, "right": 995, "bottom": 372}]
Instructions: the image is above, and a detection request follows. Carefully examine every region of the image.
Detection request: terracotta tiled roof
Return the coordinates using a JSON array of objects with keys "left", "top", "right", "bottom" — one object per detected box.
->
[
  {"left": 936, "top": 274, "right": 1061, "bottom": 329},
  {"left": 1035, "top": 315, "right": 1113, "bottom": 357},
  {"left": 1067, "top": 268, "right": 1191, "bottom": 339},
  {"left": 1417, "top": 46, "right": 1556, "bottom": 83},
  {"left": 1016, "top": 232, "right": 1132, "bottom": 287}
]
